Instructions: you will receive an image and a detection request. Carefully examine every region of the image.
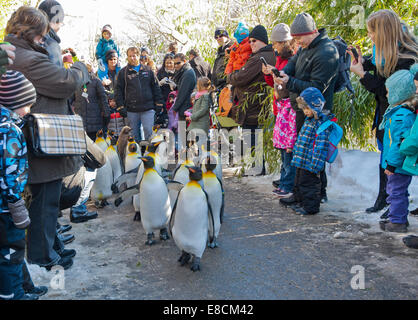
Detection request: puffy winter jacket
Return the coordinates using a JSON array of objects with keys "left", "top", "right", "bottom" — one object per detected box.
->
[
  {"left": 0, "top": 107, "right": 28, "bottom": 214},
  {"left": 172, "top": 63, "right": 197, "bottom": 118},
  {"left": 282, "top": 29, "right": 339, "bottom": 112},
  {"left": 225, "top": 38, "right": 252, "bottom": 74},
  {"left": 382, "top": 104, "right": 416, "bottom": 175},
  {"left": 291, "top": 114, "right": 331, "bottom": 174},
  {"left": 400, "top": 112, "right": 418, "bottom": 176},
  {"left": 188, "top": 92, "right": 211, "bottom": 134},
  {"left": 95, "top": 38, "right": 120, "bottom": 61}
]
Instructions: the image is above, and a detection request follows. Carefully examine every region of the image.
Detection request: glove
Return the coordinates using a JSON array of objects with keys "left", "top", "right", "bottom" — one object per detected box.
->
[
  {"left": 8, "top": 199, "right": 30, "bottom": 229},
  {"left": 159, "top": 77, "right": 168, "bottom": 86},
  {"left": 117, "top": 106, "right": 128, "bottom": 118}
]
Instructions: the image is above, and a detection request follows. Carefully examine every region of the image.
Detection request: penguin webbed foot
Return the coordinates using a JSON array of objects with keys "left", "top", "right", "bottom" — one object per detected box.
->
[
  {"left": 178, "top": 251, "right": 191, "bottom": 266},
  {"left": 145, "top": 233, "right": 156, "bottom": 246},
  {"left": 111, "top": 183, "right": 119, "bottom": 194},
  {"left": 115, "top": 197, "right": 123, "bottom": 207},
  {"left": 134, "top": 212, "right": 141, "bottom": 221},
  {"left": 190, "top": 256, "right": 201, "bottom": 272},
  {"left": 159, "top": 228, "right": 170, "bottom": 241},
  {"left": 208, "top": 241, "right": 219, "bottom": 249}
]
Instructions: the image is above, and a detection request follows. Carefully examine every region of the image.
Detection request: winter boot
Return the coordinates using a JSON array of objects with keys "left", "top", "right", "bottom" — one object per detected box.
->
[{"left": 366, "top": 167, "right": 388, "bottom": 213}]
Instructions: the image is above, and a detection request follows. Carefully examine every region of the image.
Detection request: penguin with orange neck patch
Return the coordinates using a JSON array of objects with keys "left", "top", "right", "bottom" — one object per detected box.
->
[
  {"left": 169, "top": 166, "right": 214, "bottom": 272},
  {"left": 139, "top": 156, "right": 171, "bottom": 245}
]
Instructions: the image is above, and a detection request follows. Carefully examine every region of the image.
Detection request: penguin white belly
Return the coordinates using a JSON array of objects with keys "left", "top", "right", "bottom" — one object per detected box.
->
[
  {"left": 139, "top": 171, "right": 171, "bottom": 234},
  {"left": 135, "top": 162, "right": 145, "bottom": 185},
  {"left": 172, "top": 187, "right": 208, "bottom": 258},
  {"left": 156, "top": 142, "right": 168, "bottom": 170},
  {"left": 91, "top": 158, "right": 113, "bottom": 201},
  {"left": 203, "top": 177, "right": 222, "bottom": 238},
  {"left": 105, "top": 146, "right": 122, "bottom": 182},
  {"left": 169, "top": 167, "right": 190, "bottom": 209},
  {"left": 125, "top": 152, "right": 142, "bottom": 173},
  {"left": 133, "top": 193, "right": 140, "bottom": 212}
]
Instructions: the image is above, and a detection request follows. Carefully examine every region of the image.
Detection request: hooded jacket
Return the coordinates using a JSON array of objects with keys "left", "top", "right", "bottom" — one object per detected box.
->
[
  {"left": 282, "top": 29, "right": 339, "bottom": 112},
  {"left": 381, "top": 104, "right": 416, "bottom": 175},
  {"left": 211, "top": 39, "right": 233, "bottom": 89},
  {"left": 95, "top": 38, "right": 120, "bottom": 61},
  {"left": 5, "top": 34, "right": 89, "bottom": 184},
  {"left": 225, "top": 37, "right": 252, "bottom": 74},
  {"left": 227, "top": 44, "right": 276, "bottom": 126}
]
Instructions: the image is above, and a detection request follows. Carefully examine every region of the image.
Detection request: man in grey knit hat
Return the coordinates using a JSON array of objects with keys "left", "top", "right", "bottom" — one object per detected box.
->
[{"left": 276, "top": 12, "right": 339, "bottom": 205}]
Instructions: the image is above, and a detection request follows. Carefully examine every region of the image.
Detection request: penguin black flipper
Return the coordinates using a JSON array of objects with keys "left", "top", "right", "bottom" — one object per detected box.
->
[
  {"left": 172, "top": 164, "right": 182, "bottom": 180},
  {"left": 217, "top": 177, "right": 225, "bottom": 224},
  {"left": 203, "top": 189, "right": 215, "bottom": 244},
  {"left": 168, "top": 191, "right": 180, "bottom": 237}
]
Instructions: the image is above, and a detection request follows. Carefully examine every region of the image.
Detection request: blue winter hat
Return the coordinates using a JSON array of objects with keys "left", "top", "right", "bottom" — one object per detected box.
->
[
  {"left": 234, "top": 22, "right": 250, "bottom": 44},
  {"left": 386, "top": 63, "right": 418, "bottom": 106},
  {"left": 299, "top": 87, "right": 325, "bottom": 115}
]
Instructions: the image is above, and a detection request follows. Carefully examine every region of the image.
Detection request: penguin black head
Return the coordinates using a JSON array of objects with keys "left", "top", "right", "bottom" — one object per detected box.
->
[
  {"left": 204, "top": 156, "right": 217, "bottom": 172},
  {"left": 140, "top": 156, "right": 155, "bottom": 169},
  {"left": 128, "top": 143, "right": 138, "bottom": 153},
  {"left": 128, "top": 136, "right": 135, "bottom": 143},
  {"left": 97, "top": 129, "right": 104, "bottom": 138},
  {"left": 107, "top": 130, "right": 115, "bottom": 137},
  {"left": 147, "top": 141, "right": 161, "bottom": 153},
  {"left": 186, "top": 166, "right": 202, "bottom": 181},
  {"left": 110, "top": 135, "right": 118, "bottom": 146}
]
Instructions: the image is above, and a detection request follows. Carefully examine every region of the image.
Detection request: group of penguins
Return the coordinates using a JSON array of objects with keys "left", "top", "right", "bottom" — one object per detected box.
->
[{"left": 91, "top": 126, "right": 224, "bottom": 272}]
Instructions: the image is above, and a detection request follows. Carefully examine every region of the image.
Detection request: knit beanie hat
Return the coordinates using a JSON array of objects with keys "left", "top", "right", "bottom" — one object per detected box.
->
[
  {"left": 271, "top": 23, "right": 292, "bottom": 42},
  {"left": 299, "top": 87, "right": 325, "bottom": 115},
  {"left": 215, "top": 27, "right": 229, "bottom": 39},
  {"left": 105, "top": 49, "right": 118, "bottom": 61},
  {"left": 0, "top": 71, "right": 36, "bottom": 111},
  {"left": 249, "top": 25, "right": 269, "bottom": 45},
  {"left": 102, "top": 24, "right": 112, "bottom": 36},
  {"left": 290, "top": 12, "right": 317, "bottom": 36},
  {"left": 386, "top": 63, "right": 418, "bottom": 106},
  {"left": 38, "top": 0, "right": 64, "bottom": 24},
  {"left": 234, "top": 22, "right": 250, "bottom": 44}
]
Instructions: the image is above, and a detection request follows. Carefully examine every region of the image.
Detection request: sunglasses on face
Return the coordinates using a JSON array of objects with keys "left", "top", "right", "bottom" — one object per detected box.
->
[
  {"left": 140, "top": 56, "right": 147, "bottom": 60},
  {"left": 249, "top": 39, "right": 258, "bottom": 44},
  {"left": 174, "top": 61, "right": 182, "bottom": 65}
]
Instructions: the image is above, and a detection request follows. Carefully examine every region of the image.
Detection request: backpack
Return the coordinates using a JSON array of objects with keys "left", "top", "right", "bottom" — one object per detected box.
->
[
  {"left": 332, "top": 36, "right": 354, "bottom": 95},
  {"left": 316, "top": 119, "right": 344, "bottom": 163}
]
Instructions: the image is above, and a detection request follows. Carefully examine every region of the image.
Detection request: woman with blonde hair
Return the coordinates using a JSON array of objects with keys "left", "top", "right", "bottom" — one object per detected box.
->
[{"left": 348, "top": 9, "right": 418, "bottom": 214}]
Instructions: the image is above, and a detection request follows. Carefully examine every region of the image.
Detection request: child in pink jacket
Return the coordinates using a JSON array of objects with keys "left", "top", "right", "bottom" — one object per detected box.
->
[{"left": 272, "top": 84, "right": 297, "bottom": 198}]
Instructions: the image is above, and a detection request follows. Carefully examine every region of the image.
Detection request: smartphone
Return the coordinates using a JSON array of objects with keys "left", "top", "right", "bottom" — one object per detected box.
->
[
  {"left": 260, "top": 57, "right": 268, "bottom": 67},
  {"left": 271, "top": 68, "right": 281, "bottom": 77},
  {"left": 351, "top": 47, "right": 359, "bottom": 63}
]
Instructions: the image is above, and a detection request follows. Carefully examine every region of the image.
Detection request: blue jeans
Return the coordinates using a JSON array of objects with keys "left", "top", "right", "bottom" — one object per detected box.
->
[
  {"left": 127, "top": 110, "right": 155, "bottom": 141},
  {"left": 0, "top": 214, "right": 25, "bottom": 300},
  {"left": 279, "top": 149, "right": 296, "bottom": 193}
]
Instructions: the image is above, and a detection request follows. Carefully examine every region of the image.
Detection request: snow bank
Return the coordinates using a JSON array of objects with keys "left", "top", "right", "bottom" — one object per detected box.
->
[{"left": 237, "top": 149, "right": 418, "bottom": 233}]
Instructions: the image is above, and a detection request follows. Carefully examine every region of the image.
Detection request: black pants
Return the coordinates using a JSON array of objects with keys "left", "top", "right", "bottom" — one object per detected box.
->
[
  {"left": 295, "top": 108, "right": 327, "bottom": 198},
  {"left": 27, "top": 179, "right": 64, "bottom": 267},
  {"left": 294, "top": 168, "right": 321, "bottom": 214}
]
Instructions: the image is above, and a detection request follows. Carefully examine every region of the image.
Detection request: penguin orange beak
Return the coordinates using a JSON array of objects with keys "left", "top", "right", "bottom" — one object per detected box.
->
[{"left": 140, "top": 157, "right": 148, "bottom": 162}]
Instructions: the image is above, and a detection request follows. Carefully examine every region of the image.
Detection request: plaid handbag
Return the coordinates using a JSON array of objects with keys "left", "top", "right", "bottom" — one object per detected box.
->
[{"left": 25, "top": 113, "right": 87, "bottom": 157}]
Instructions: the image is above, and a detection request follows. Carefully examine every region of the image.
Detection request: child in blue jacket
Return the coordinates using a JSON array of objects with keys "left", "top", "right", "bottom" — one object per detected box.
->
[
  {"left": 95, "top": 25, "right": 120, "bottom": 70},
  {"left": 0, "top": 70, "right": 33, "bottom": 300},
  {"left": 280, "top": 87, "right": 331, "bottom": 215},
  {"left": 379, "top": 65, "right": 417, "bottom": 233}
]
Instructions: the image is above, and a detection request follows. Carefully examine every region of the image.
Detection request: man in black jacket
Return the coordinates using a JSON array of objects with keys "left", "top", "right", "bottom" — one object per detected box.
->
[
  {"left": 277, "top": 12, "right": 339, "bottom": 204},
  {"left": 211, "top": 27, "right": 233, "bottom": 90},
  {"left": 188, "top": 48, "right": 211, "bottom": 80},
  {"left": 115, "top": 47, "right": 163, "bottom": 141}
]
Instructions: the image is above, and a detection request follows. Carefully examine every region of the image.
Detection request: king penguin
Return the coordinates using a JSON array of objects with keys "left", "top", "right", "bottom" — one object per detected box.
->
[
  {"left": 105, "top": 135, "right": 122, "bottom": 182},
  {"left": 139, "top": 156, "right": 171, "bottom": 245},
  {"left": 124, "top": 137, "right": 141, "bottom": 173},
  {"left": 169, "top": 166, "right": 214, "bottom": 272},
  {"left": 203, "top": 156, "right": 224, "bottom": 248},
  {"left": 201, "top": 147, "right": 222, "bottom": 181},
  {"left": 91, "top": 155, "right": 114, "bottom": 208},
  {"left": 168, "top": 150, "right": 195, "bottom": 209},
  {"left": 106, "top": 129, "right": 116, "bottom": 147},
  {"left": 95, "top": 129, "right": 108, "bottom": 153}
]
